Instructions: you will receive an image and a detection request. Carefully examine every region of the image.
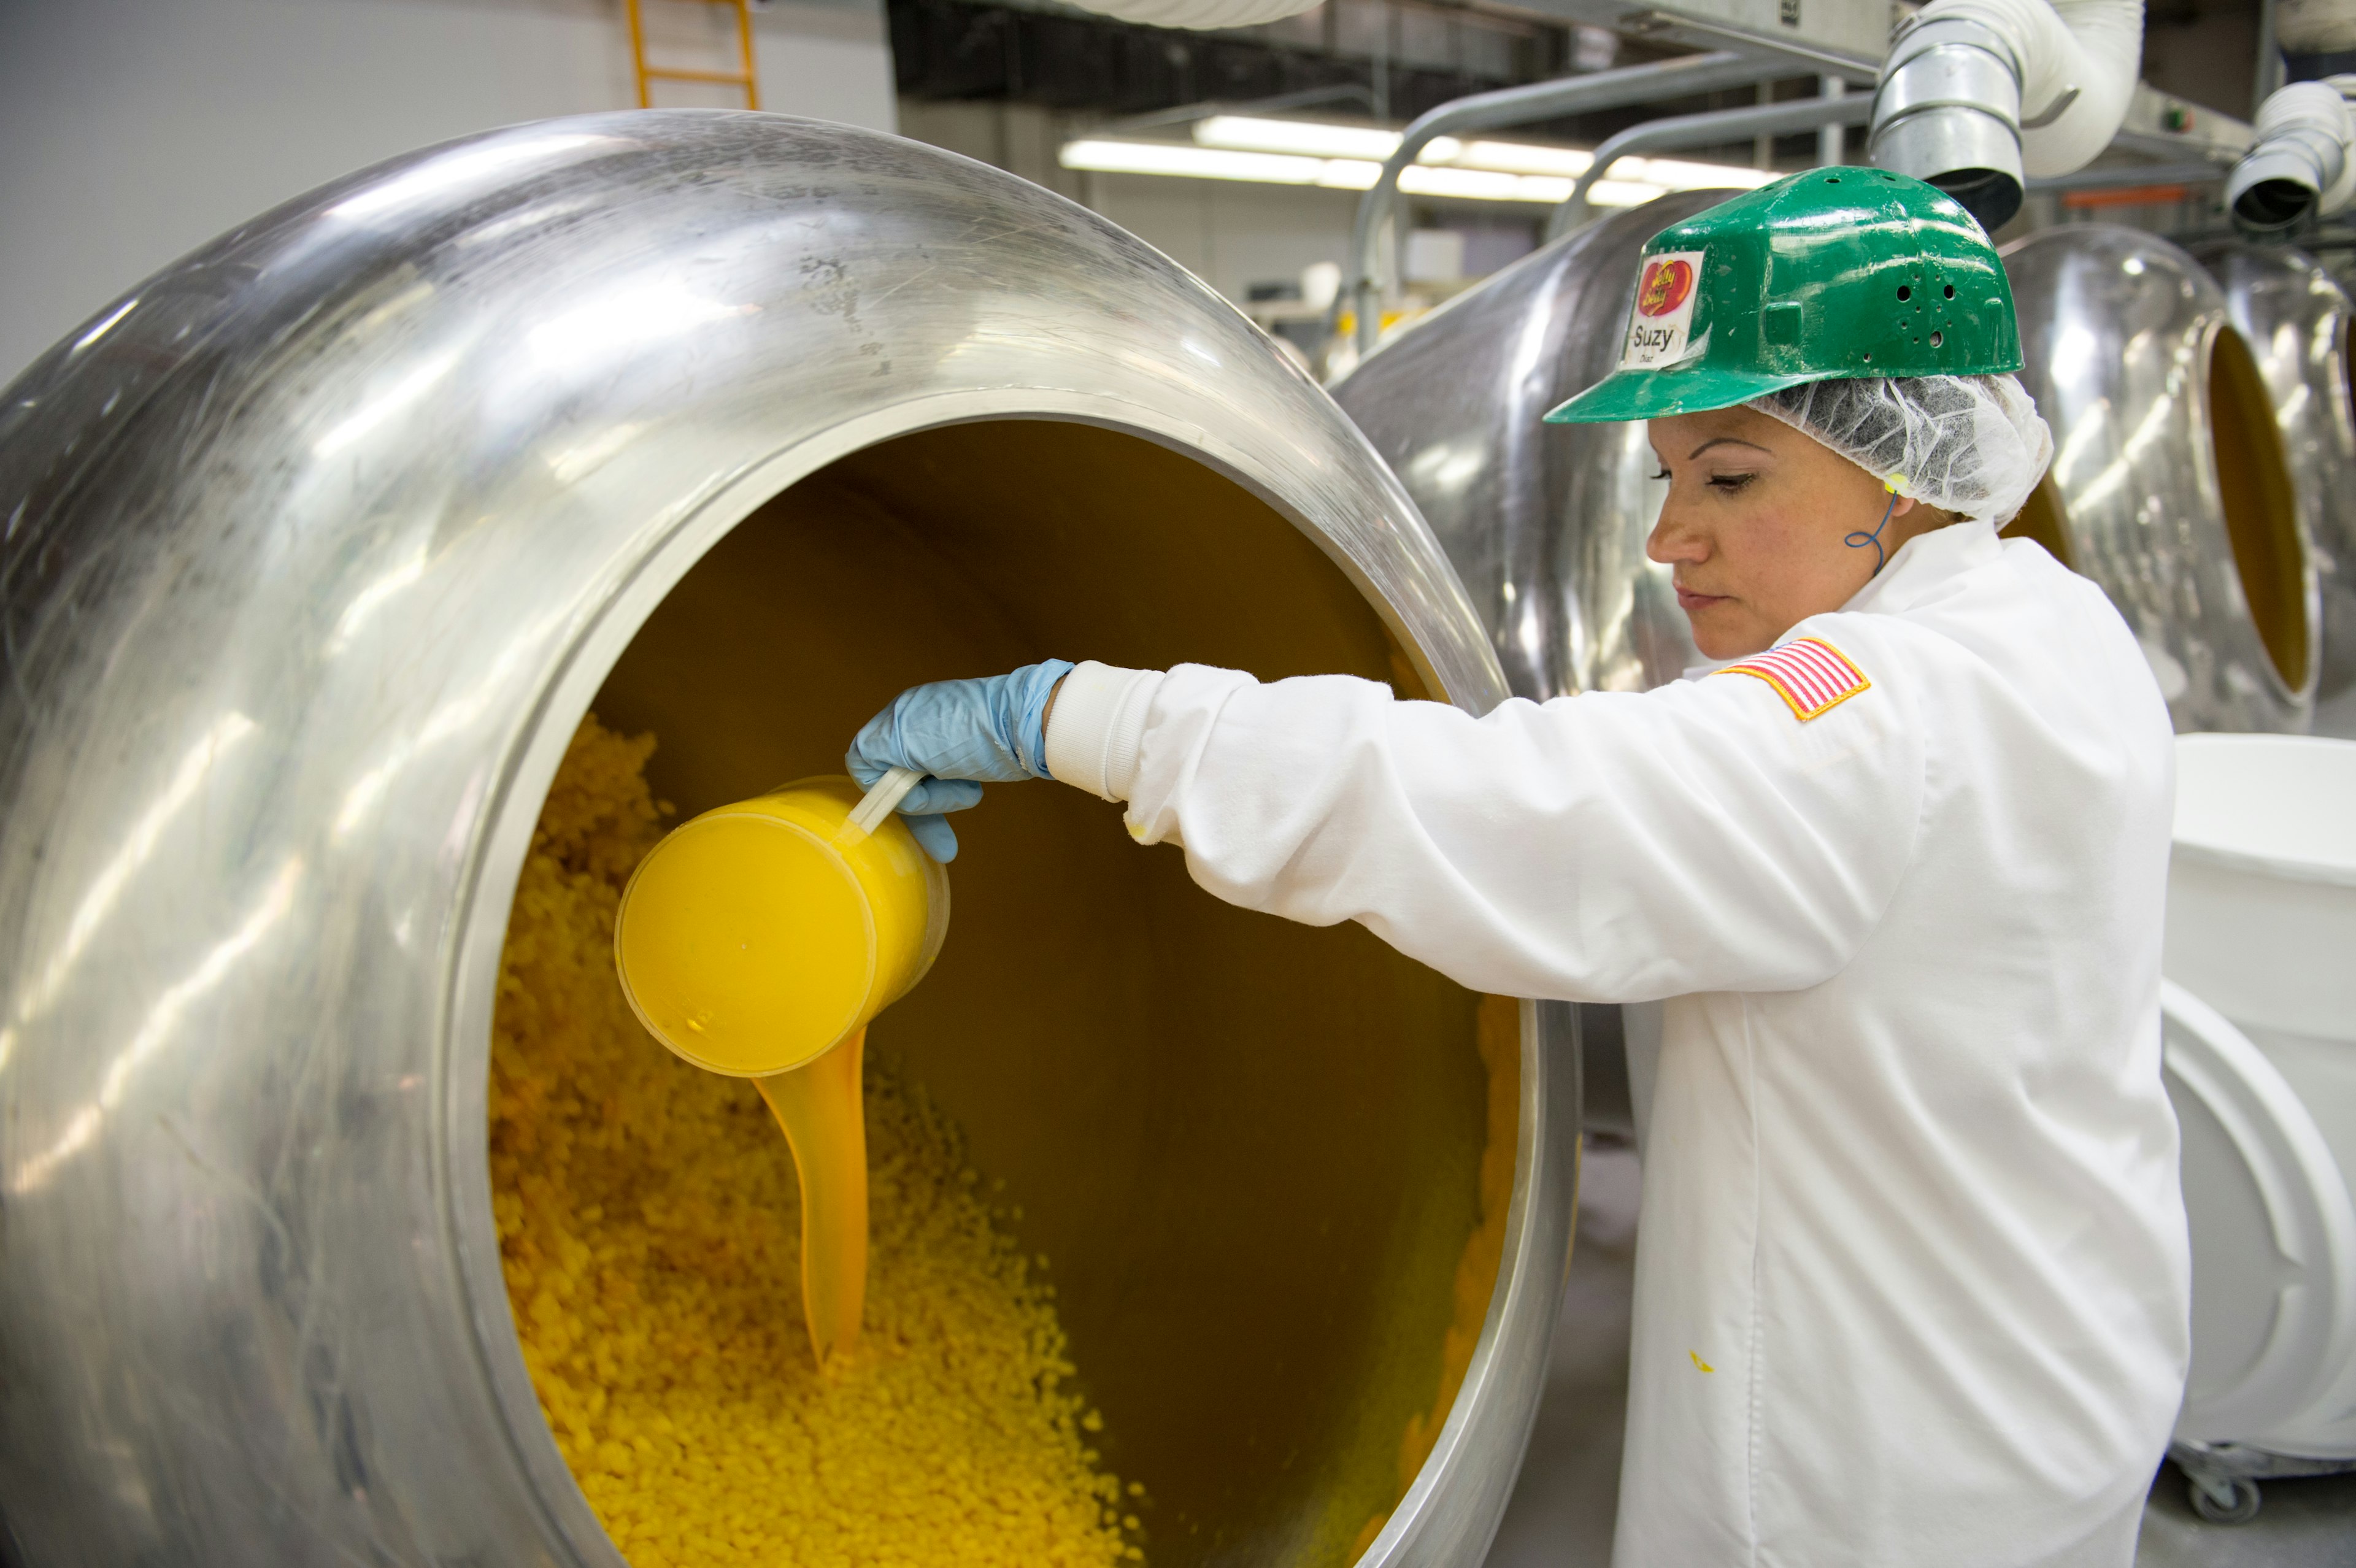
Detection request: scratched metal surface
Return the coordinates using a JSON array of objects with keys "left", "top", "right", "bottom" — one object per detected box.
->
[
  {"left": 1334, "top": 193, "right": 1731, "bottom": 704},
  {"left": 0, "top": 112, "right": 1574, "bottom": 1567}
]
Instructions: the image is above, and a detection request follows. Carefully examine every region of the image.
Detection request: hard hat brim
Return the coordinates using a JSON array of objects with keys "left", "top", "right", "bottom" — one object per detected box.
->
[{"left": 1542, "top": 363, "right": 1819, "bottom": 424}]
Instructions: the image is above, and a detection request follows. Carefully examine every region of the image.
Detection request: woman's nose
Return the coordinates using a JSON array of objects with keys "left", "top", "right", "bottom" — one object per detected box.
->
[{"left": 1647, "top": 499, "right": 1709, "bottom": 566}]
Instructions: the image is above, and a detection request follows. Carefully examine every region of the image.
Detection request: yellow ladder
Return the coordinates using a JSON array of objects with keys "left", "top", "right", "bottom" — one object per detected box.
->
[{"left": 626, "top": 0, "right": 761, "bottom": 110}]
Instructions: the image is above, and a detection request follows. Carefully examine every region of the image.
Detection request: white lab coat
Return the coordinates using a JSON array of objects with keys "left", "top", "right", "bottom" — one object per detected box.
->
[{"left": 1044, "top": 521, "right": 2191, "bottom": 1567}]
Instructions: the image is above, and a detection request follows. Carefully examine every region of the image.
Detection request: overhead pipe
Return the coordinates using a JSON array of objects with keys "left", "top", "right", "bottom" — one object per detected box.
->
[
  {"left": 1819, "top": 75, "right": 1848, "bottom": 166},
  {"left": 2254, "top": 0, "right": 2284, "bottom": 115},
  {"left": 1541, "top": 98, "right": 2203, "bottom": 246},
  {"left": 2226, "top": 80, "right": 2356, "bottom": 231},
  {"left": 1544, "top": 90, "right": 1873, "bottom": 239},
  {"left": 1611, "top": 12, "right": 1877, "bottom": 79},
  {"left": 1345, "top": 51, "right": 1811, "bottom": 356},
  {"left": 1869, "top": 0, "right": 2147, "bottom": 233}
]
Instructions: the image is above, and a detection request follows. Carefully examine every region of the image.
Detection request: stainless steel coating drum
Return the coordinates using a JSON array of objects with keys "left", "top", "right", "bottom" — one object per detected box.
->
[
  {"left": 2190, "top": 239, "right": 2356, "bottom": 702},
  {"left": 2004, "top": 226, "right": 2319, "bottom": 733},
  {"left": 0, "top": 113, "right": 1576, "bottom": 1568}
]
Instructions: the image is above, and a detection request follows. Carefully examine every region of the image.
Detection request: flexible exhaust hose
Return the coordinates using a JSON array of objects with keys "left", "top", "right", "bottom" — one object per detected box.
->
[
  {"left": 2228, "top": 80, "right": 2356, "bottom": 231},
  {"left": 1871, "top": 0, "right": 2144, "bottom": 231}
]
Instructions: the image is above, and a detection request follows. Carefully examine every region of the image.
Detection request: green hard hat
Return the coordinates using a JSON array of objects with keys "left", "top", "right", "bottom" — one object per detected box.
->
[{"left": 1544, "top": 167, "right": 2022, "bottom": 424}]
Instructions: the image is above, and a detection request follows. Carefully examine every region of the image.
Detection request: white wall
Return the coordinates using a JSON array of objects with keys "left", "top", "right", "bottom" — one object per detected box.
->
[
  {"left": 0, "top": 0, "right": 897, "bottom": 381},
  {"left": 1082, "top": 175, "right": 1367, "bottom": 305}
]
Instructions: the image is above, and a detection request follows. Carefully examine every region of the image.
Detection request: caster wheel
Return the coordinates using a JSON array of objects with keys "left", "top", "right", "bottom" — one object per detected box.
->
[{"left": 2189, "top": 1473, "right": 2262, "bottom": 1525}]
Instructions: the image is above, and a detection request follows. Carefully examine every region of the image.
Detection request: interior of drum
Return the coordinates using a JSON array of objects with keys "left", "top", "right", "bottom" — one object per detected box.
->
[
  {"left": 2206, "top": 325, "right": 2309, "bottom": 691},
  {"left": 498, "top": 418, "right": 1506, "bottom": 1567},
  {"left": 2345, "top": 315, "right": 2355, "bottom": 447}
]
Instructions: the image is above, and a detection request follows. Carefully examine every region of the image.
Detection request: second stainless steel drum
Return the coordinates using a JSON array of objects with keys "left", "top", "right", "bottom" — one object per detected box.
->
[
  {"left": 2190, "top": 239, "right": 2356, "bottom": 703},
  {"left": 2004, "top": 226, "right": 2320, "bottom": 732},
  {"left": 1334, "top": 193, "right": 1734, "bottom": 701},
  {"left": 0, "top": 113, "right": 1575, "bottom": 1568}
]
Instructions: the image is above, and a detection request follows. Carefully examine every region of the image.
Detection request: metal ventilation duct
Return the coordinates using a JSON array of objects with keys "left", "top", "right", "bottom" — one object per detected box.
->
[
  {"left": 1869, "top": 0, "right": 2146, "bottom": 233},
  {"left": 2225, "top": 82, "right": 2356, "bottom": 233}
]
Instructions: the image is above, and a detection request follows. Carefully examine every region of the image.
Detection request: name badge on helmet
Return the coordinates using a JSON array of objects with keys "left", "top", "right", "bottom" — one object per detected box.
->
[{"left": 1620, "top": 251, "right": 1706, "bottom": 369}]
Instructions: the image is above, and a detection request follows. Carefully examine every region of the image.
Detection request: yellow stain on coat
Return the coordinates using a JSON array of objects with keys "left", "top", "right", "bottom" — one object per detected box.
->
[{"left": 1690, "top": 1351, "right": 1714, "bottom": 1374}]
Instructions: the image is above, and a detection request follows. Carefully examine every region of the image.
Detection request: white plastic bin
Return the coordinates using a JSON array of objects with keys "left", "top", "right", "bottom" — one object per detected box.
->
[
  {"left": 2167, "top": 734, "right": 2356, "bottom": 1458},
  {"left": 2169, "top": 735, "right": 2356, "bottom": 1041}
]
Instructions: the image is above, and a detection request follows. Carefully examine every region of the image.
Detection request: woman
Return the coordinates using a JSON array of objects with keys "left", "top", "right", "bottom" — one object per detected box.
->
[{"left": 845, "top": 172, "right": 2190, "bottom": 1566}]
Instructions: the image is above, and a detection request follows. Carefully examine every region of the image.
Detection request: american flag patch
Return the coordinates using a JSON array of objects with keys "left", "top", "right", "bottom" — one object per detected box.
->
[{"left": 1715, "top": 637, "right": 1870, "bottom": 721}]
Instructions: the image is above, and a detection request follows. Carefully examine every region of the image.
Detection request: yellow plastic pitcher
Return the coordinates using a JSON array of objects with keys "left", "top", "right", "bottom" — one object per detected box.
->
[{"left": 614, "top": 769, "right": 947, "bottom": 1366}]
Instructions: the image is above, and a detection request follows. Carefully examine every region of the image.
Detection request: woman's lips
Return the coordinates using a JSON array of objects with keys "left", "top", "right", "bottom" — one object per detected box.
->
[{"left": 1674, "top": 583, "right": 1730, "bottom": 612}]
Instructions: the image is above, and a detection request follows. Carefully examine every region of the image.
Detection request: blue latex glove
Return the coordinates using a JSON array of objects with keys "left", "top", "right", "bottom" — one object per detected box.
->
[{"left": 845, "top": 659, "right": 1075, "bottom": 862}]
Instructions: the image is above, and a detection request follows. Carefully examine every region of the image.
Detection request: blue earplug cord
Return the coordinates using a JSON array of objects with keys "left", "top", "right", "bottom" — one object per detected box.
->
[{"left": 1845, "top": 477, "right": 1905, "bottom": 575}]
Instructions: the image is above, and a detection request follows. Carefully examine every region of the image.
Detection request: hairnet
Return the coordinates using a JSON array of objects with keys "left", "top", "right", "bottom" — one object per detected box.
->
[{"left": 1747, "top": 374, "right": 2055, "bottom": 526}]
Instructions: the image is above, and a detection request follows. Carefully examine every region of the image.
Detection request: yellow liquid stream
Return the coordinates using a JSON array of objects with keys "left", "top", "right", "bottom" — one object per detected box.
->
[
  {"left": 616, "top": 779, "right": 946, "bottom": 1373},
  {"left": 755, "top": 1028, "right": 869, "bottom": 1369}
]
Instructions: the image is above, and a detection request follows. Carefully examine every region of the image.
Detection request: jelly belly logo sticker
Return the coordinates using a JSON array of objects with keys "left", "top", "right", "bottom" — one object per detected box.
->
[{"left": 1621, "top": 251, "right": 1705, "bottom": 369}]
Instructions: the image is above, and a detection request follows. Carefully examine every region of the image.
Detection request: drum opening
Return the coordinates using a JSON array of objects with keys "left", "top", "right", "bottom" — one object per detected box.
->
[
  {"left": 488, "top": 417, "right": 1509, "bottom": 1568},
  {"left": 2207, "top": 325, "right": 2310, "bottom": 691},
  {"left": 2000, "top": 475, "right": 2077, "bottom": 571},
  {"left": 2344, "top": 315, "right": 2355, "bottom": 444}
]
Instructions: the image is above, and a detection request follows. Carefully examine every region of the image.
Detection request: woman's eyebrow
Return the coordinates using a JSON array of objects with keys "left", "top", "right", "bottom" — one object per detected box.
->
[{"left": 1688, "top": 437, "right": 1773, "bottom": 460}]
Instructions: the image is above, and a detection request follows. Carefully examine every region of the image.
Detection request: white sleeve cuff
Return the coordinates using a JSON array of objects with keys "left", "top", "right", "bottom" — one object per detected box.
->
[{"left": 1044, "top": 661, "right": 1163, "bottom": 802}]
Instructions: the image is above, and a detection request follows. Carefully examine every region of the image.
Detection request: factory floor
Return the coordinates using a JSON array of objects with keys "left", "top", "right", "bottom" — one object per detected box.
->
[
  {"left": 1483, "top": 1139, "right": 2356, "bottom": 1568},
  {"left": 2315, "top": 685, "right": 2356, "bottom": 744}
]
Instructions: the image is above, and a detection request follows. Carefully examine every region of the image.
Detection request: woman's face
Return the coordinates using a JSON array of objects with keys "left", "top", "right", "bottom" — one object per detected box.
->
[{"left": 1646, "top": 404, "right": 1939, "bottom": 661}]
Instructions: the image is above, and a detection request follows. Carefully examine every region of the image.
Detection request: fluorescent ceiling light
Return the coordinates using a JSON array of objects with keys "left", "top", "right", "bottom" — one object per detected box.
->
[
  {"left": 1315, "top": 160, "right": 1381, "bottom": 190},
  {"left": 1196, "top": 115, "right": 1404, "bottom": 160},
  {"left": 1625, "top": 156, "right": 1777, "bottom": 189},
  {"left": 1399, "top": 164, "right": 1569, "bottom": 203},
  {"left": 1071, "top": 118, "right": 1776, "bottom": 205},
  {"left": 1060, "top": 140, "right": 1328, "bottom": 183},
  {"left": 1190, "top": 116, "right": 1776, "bottom": 190},
  {"left": 1060, "top": 137, "right": 1743, "bottom": 206},
  {"left": 1193, "top": 116, "right": 1474, "bottom": 165},
  {"left": 1589, "top": 180, "right": 1672, "bottom": 207},
  {"left": 1457, "top": 139, "right": 1595, "bottom": 178}
]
